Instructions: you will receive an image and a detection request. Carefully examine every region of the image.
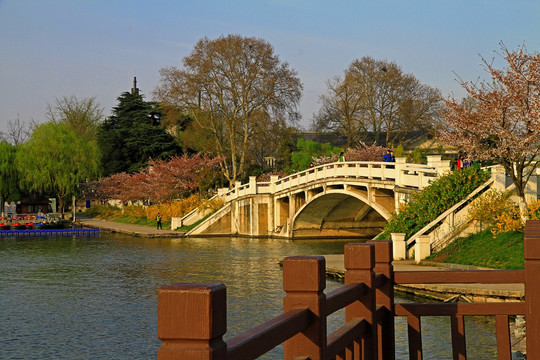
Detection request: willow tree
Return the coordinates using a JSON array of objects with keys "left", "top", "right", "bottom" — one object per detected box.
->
[
  {"left": 0, "top": 141, "right": 20, "bottom": 216},
  {"left": 17, "top": 122, "right": 100, "bottom": 217},
  {"left": 155, "top": 34, "right": 302, "bottom": 186},
  {"left": 438, "top": 44, "right": 540, "bottom": 214}
]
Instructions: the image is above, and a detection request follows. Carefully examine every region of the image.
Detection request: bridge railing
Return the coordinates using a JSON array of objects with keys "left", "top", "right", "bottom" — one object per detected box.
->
[
  {"left": 403, "top": 178, "right": 495, "bottom": 259},
  {"left": 221, "top": 159, "right": 444, "bottom": 203},
  {"left": 157, "top": 221, "right": 540, "bottom": 359}
]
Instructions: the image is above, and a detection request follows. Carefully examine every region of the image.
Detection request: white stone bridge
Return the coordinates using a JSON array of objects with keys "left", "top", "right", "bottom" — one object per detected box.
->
[{"left": 183, "top": 156, "right": 453, "bottom": 239}]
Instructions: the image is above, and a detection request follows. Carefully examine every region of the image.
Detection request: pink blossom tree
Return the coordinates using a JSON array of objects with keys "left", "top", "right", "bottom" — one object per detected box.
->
[
  {"left": 94, "top": 154, "right": 221, "bottom": 203},
  {"left": 438, "top": 44, "right": 540, "bottom": 213}
]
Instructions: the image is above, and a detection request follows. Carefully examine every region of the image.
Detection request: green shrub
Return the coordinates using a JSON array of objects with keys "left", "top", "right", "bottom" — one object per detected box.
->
[{"left": 383, "top": 166, "right": 490, "bottom": 238}]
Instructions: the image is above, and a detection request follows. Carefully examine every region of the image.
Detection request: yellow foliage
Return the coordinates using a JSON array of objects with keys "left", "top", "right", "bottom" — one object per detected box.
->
[
  {"left": 468, "top": 189, "right": 513, "bottom": 229},
  {"left": 90, "top": 194, "right": 224, "bottom": 224},
  {"left": 467, "top": 190, "right": 540, "bottom": 237},
  {"left": 197, "top": 196, "right": 225, "bottom": 215},
  {"left": 123, "top": 205, "right": 146, "bottom": 219},
  {"left": 491, "top": 207, "right": 523, "bottom": 236},
  {"left": 527, "top": 198, "right": 540, "bottom": 220},
  {"left": 145, "top": 194, "right": 203, "bottom": 222}
]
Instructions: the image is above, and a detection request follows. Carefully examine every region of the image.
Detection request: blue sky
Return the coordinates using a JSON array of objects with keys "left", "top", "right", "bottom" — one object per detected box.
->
[{"left": 0, "top": 0, "right": 538, "bottom": 134}]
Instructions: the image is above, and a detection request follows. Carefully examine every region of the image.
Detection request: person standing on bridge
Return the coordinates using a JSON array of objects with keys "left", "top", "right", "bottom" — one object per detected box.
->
[
  {"left": 339, "top": 152, "right": 345, "bottom": 162},
  {"left": 383, "top": 149, "right": 393, "bottom": 162}
]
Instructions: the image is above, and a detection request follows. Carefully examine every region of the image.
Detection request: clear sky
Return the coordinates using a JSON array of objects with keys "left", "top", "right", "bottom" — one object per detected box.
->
[{"left": 0, "top": 0, "right": 538, "bottom": 135}]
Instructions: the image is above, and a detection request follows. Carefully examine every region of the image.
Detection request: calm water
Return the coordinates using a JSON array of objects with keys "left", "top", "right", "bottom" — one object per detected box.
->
[{"left": 0, "top": 234, "right": 497, "bottom": 359}]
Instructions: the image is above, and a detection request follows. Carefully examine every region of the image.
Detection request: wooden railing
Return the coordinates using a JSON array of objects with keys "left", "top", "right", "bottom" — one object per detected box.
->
[{"left": 157, "top": 220, "right": 540, "bottom": 359}]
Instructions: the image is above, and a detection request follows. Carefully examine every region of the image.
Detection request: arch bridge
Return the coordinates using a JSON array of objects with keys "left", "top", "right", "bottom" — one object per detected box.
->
[{"left": 186, "top": 156, "right": 451, "bottom": 239}]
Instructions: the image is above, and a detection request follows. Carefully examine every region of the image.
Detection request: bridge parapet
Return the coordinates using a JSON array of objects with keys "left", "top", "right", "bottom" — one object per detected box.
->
[{"left": 220, "top": 158, "right": 448, "bottom": 203}]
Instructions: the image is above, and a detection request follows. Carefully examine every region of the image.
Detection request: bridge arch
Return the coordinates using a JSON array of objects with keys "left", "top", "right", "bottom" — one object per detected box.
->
[{"left": 290, "top": 189, "right": 391, "bottom": 238}]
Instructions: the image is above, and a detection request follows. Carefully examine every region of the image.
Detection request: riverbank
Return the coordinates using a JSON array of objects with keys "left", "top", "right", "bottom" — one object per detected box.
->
[{"left": 76, "top": 217, "right": 184, "bottom": 237}]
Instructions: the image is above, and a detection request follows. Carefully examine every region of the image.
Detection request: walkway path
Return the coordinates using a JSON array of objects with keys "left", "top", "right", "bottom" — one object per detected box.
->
[
  {"left": 323, "top": 254, "right": 524, "bottom": 301},
  {"left": 76, "top": 217, "right": 185, "bottom": 238}
]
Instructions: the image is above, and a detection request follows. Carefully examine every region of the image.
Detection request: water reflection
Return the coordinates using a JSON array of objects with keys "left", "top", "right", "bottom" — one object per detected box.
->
[{"left": 0, "top": 234, "right": 496, "bottom": 359}]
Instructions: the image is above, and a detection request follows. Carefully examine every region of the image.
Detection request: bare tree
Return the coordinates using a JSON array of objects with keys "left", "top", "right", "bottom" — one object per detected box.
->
[
  {"left": 7, "top": 115, "right": 32, "bottom": 145},
  {"left": 154, "top": 34, "right": 302, "bottom": 186},
  {"left": 46, "top": 96, "right": 104, "bottom": 140},
  {"left": 312, "top": 74, "right": 363, "bottom": 148},
  {"left": 314, "top": 57, "right": 441, "bottom": 146}
]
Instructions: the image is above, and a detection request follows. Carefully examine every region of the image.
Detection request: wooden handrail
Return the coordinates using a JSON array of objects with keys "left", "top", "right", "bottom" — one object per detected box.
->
[
  {"left": 394, "top": 269, "right": 524, "bottom": 284},
  {"left": 326, "top": 283, "right": 367, "bottom": 315},
  {"left": 326, "top": 318, "right": 367, "bottom": 359},
  {"left": 226, "top": 309, "right": 312, "bottom": 359}
]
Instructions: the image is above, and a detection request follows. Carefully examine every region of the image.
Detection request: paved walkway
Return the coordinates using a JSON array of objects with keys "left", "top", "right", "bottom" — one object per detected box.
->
[
  {"left": 323, "top": 254, "right": 524, "bottom": 301},
  {"left": 76, "top": 217, "right": 185, "bottom": 238}
]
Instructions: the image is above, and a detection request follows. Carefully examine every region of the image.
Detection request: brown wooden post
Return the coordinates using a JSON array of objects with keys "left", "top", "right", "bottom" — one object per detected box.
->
[
  {"left": 450, "top": 315, "right": 466, "bottom": 360},
  {"left": 283, "top": 256, "right": 327, "bottom": 360},
  {"left": 345, "top": 243, "right": 377, "bottom": 360},
  {"left": 495, "top": 315, "right": 511, "bottom": 360},
  {"left": 369, "top": 240, "right": 395, "bottom": 360},
  {"left": 407, "top": 315, "right": 422, "bottom": 360},
  {"left": 524, "top": 220, "right": 540, "bottom": 356},
  {"left": 158, "top": 284, "right": 227, "bottom": 360}
]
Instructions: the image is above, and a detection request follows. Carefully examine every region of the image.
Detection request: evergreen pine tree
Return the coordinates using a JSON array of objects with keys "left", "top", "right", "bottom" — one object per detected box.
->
[{"left": 98, "top": 83, "right": 180, "bottom": 176}]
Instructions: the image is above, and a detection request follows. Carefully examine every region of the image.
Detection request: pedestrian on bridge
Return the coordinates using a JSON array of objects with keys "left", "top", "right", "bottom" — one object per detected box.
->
[{"left": 383, "top": 149, "right": 394, "bottom": 162}]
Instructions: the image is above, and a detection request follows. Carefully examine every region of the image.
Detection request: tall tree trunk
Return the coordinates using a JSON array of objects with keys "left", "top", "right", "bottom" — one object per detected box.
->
[{"left": 516, "top": 186, "right": 529, "bottom": 223}]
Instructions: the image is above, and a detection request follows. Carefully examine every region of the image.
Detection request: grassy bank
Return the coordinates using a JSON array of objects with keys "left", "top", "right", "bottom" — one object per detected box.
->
[
  {"left": 426, "top": 230, "right": 524, "bottom": 269},
  {"left": 114, "top": 215, "right": 171, "bottom": 230}
]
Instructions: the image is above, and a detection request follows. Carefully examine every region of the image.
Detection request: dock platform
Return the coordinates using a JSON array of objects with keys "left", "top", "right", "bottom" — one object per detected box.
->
[{"left": 0, "top": 228, "right": 100, "bottom": 237}]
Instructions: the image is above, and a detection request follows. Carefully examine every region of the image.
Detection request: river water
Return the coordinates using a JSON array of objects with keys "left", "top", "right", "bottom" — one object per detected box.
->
[{"left": 0, "top": 234, "right": 498, "bottom": 359}]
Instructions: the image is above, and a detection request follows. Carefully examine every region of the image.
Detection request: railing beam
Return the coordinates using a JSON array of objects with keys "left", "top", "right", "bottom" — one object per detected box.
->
[
  {"left": 395, "top": 302, "right": 526, "bottom": 316},
  {"left": 326, "top": 283, "right": 367, "bottom": 316},
  {"left": 394, "top": 270, "right": 523, "bottom": 284},
  {"left": 326, "top": 318, "right": 367, "bottom": 359},
  {"left": 226, "top": 309, "right": 311, "bottom": 359},
  {"left": 450, "top": 315, "right": 466, "bottom": 360},
  {"left": 407, "top": 315, "right": 422, "bottom": 360}
]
